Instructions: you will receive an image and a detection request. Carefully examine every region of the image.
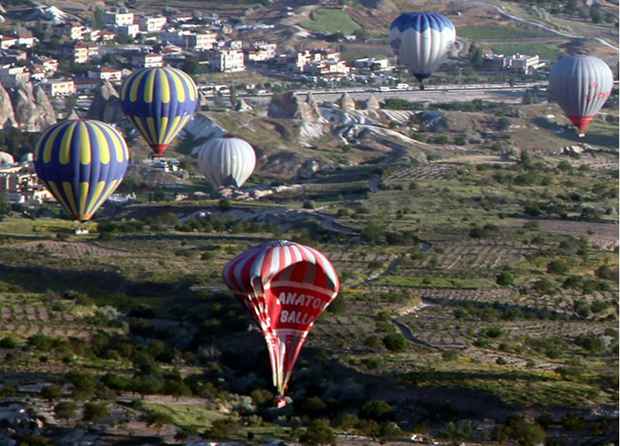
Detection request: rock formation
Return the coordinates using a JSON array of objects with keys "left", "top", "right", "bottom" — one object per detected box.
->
[
  {"left": 337, "top": 93, "right": 356, "bottom": 111},
  {"left": 0, "top": 82, "right": 16, "bottom": 129},
  {"left": 297, "top": 159, "right": 320, "bottom": 179},
  {"left": 12, "top": 81, "right": 56, "bottom": 132},
  {"left": 365, "top": 95, "right": 381, "bottom": 111},
  {"left": 86, "top": 81, "right": 124, "bottom": 125},
  {"left": 268, "top": 92, "right": 324, "bottom": 123}
]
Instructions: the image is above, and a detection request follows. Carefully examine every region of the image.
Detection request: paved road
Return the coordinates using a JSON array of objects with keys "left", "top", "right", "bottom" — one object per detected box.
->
[{"left": 240, "top": 82, "right": 546, "bottom": 105}]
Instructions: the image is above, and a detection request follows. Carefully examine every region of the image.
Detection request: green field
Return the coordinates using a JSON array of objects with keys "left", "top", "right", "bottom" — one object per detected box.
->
[
  {"left": 302, "top": 8, "right": 361, "bottom": 34},
  {"left": 460, "top": 25, "right": 551, "bottom": 40}
]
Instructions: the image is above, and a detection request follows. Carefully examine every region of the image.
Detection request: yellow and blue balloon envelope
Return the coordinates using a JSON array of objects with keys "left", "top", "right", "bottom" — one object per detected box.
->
[
  {"left": 121, "top": 67, "right": 198, "bottom": 157},
  {"left": 34, "top": 119, "right": 129, "bottom": 222}
]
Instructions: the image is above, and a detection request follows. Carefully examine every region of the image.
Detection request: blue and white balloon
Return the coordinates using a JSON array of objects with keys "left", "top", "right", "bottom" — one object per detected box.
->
[{"left": 389, "top": 12, "right": 456, "bottom": 85}]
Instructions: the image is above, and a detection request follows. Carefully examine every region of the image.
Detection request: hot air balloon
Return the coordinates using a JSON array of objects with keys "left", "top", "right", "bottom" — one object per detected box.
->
[
  {"left": 549, "top": 55, "right": 613, "bottom": 137},
  {"left": 34, "top": 119, "right": 129, "bottom": 222},
  {"left": 120, "top": 67, "right": 198, "bottom": 157},
  {"left": 223, "top": 241, "right": 339, "bottom": 406},
  {"left": 197, "top": 136, "right": 256, "bottom": 189},
  {"left": 389, "top": 12, "right": 456, "bottom": 89}
]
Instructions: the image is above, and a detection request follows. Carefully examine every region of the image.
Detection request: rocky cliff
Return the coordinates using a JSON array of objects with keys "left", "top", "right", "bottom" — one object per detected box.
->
[
  {"left": 12, "top": 81, "right": 56, "bottom": 132},
  {"left": 0, "top": 83, "right": 17, "bottom": 129},
  {"left": 86, "top": 81, "right": 125, "bottom": 125}
]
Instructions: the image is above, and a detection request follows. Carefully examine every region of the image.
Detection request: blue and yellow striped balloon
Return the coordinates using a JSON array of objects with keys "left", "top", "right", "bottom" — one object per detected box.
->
[
  {"left": 34, "top": 119, "right": 129, "bottom": 222},
  {"left": 120, "top": 67, "right": 198, "bottom": 157}
]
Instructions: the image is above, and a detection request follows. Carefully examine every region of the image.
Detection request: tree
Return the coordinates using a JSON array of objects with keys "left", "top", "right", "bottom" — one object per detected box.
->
[
  {"left": 496, "top": 271, "right": 515, "bottom": 286},
  {"left": 0, "top": 193, "right": 9, "bottom": 220},
  {"left": 565, "top": 0, "right": 577, "bottom": 14},
  {"left": 497, "top": 117, "right": 510, "bottom": 131},
  {"left": 590, "top": 6, "right": 602, "bottom": 23},
  {"left": 499, "top": 416, "right": 546, "bottom": 446},
  {"left": 361, "top": 221, "right": 384, "bottom": 244},
  {"left": 145, "top": 411, "right": 175, "bottom": 431},
  {"left": 0, "top": 336, "right": 17, "bottom": 348},
  {"left": 519, "top": 149, "right": 531, "bottom": 168},
  {"left": 299, "top": 419, "right": 335, "bottom": 446},
  {"left": 54, "top": 401, "right": 77, "bottom": 420},
  {"left": 93, "top": 7, "right": 105, "bottom": 30},
  {"left": 383, "top": 333, "right": 407, "bottom": 352},
  {"left": 547, "top": 260, "right": 569, "bottom": 275},
  {"left": 361, "top": 400, "right": 394, "bottom": 421},
  {"left": 470, "top": 45, "right": 484, "bottom": 68},
  {"left": 41, "top": 384, "right": 63, "bottom": 401},
  {"left": 82, "top": 402, "right": 110, "bottom": 422}
]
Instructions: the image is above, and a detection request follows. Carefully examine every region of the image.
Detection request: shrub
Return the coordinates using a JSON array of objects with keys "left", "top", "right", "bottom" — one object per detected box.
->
[
  {"left": 499, "top": 416, "right": 545, "bottom": 446},
  {"left": 82, "top": 402, "right": 110, "bottom": 422},
  {"left": 299, "top": 419, "right": 335, "bottom": 446},
  {"left": 361, "top": 400, "right": 394, "bottom": 421},
  {"left": 382, "top": 333, "right": 407, "bottom": 352},
  {"left": 547, "top": 260, "right": 569, "bottom": 274},
  {"left": 302, "top": 396, "right": 328, "bottom": 414},
  {"left": 496, "top": 271, "right": 514, "bottom": 286},
  {"left": 0, "top": 336, "right": 18, "bottom": 349},
  {"left": 54, "top": 401, "right": 77, "bottom": 419},
  {"left": 41, "top": 384, "right": 63, "bottom": 401}
]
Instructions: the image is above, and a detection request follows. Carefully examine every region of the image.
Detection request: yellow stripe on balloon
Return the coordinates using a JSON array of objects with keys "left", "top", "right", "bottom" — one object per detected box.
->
[
  {"left": 91, "top": 122, "right": 110, "bottom": 164},
  {"left": 177, "top": 69, "right": 196, "bottom": 101},
  {"left": 158, "top": 117, "right": 169, "bottom": 144},
  {"left": 158, "top": 69, "right": 170, "bottom": 103},
  {"left": 86, "top": 181, "right": 106, "bottom": 216},
  {"left": 144, "top": 69, "right": 156, "bottom": 103},
  {"left": 62, "top": 181, "right": 78, "bottom": 218},
  {"left": 163, "top": 116, "right": 181, "bottom": 144},
  {"left": 170, "top": 69, "right": 186, "bottom": 103},
  {"left": 130, "top": 70, "right": 148, "bottom": 103},
  {"left": 90, "top": 180, "right": 118, "bottom": 218},
  {"left": 146, "top": 117, "right": 158, "bottom": 144},
  {"left": 107, "top": 126, "right": 125, "bottom": 162},
  {"left": 46, "top": 181, "right": 70, "bottom": 216},
  {"left": 43, "top": 124, "right": 66, "bottom": 163},
  {"left": 79, "top": 122, "right": 91, "bottom": 165},
  {"left": 78, "top": 181, "right": 89, "bottom": 218},
  {"left": 59, "top": 122, "right": 77, "bottom": 165},
  {"left": 131, "top": 117, "right": 154, "bottom": 146}
]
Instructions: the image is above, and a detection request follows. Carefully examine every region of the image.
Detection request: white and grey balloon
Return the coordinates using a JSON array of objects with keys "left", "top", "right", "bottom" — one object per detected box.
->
[
  {"left": 197, "top": 137, "right": 256, "bottom": 189},
  {"left": 389, "top": 12, "right": 456, "bottom": 87}
]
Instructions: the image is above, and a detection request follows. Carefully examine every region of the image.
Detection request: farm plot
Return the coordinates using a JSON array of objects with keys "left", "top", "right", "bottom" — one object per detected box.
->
[
  {"left": 383, "top": 164, "right": 460, "bottom": 185},
  {"left": 511, "top": 219, "right": 619, "bottom": 250},
  {"left": 7, "top": 241, "right": 130, "bottom": 259},
  {"left": 401, "top": 241, "right": 535, "bottom": 271},
  {"left": 398, "top": 305, "right": 475, "bottom": 350}
]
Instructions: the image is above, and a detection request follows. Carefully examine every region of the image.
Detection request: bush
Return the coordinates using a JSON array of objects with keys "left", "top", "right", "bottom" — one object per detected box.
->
[
  {"left": 496, "top": 271, "right": 514, "bottom": 286},
  {"left": 533, "top": 279, "right": 555, "bottom": 295},
  {"left": 299, "top": 419, "right": 335, "bottom": 446},
  {"left": 41, "top": 384, "right": 63, "bottom": 401},
  {"left": 382, "top": 333, "right": 407, "bottom": 352},
  {"left": 361, "top": 400, "right": 394, "bottom": 421},
  {"left": 303, "top": 200, "right": 316, "bottom": 209},
  {"left": 54, "top": 401, "right": 77, "bottom": 419},
  {"left": 595, "top": 265, "right": 618, "bottom": 282},
  {"left": 302, "top": 396, "right": 328, "bottom": 414},
  {"left": 0, "top": 336, "right": 18, "bottom": 349},
  {"left": 499, "top": 416, "right": 545, "bottom": 446},
  {"left": 547, "top": 260, "right": 569, "bottom": 274},
  {"left": 82, "top": 402, "right": 110, "bottom": 422}
]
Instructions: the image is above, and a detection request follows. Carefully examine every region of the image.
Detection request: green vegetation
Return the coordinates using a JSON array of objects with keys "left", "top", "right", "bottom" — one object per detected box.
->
[
  {"left": 460, "top": 25, "right": 550, "bottom": 40},
  {"left": 302, "top": 8, "right": 361, "bottom": 34}
]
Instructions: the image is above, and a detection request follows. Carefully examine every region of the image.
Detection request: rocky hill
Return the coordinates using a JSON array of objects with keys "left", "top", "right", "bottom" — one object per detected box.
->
[{"left": 0, "top": 81, "right": 56, "bottom": 132}]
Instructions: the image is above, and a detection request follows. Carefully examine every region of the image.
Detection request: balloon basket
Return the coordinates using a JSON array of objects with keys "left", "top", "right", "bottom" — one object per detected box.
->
[
  {"left": 74, "top": 222, "right": 89, "bottom": 236},
  {"left": 275, "top": 396, "right": 288, "bottom": 408}
]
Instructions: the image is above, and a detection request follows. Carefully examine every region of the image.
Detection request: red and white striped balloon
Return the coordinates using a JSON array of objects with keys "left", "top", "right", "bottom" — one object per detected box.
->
[{"left": 223, "top": 240, "right": 339, "bottom": 403}]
